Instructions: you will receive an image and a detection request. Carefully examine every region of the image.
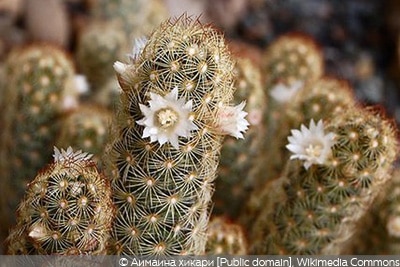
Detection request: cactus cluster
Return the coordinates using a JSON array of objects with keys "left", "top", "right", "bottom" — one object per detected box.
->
[
  {"left": 105, "top": 16, "right": 242, "bottom": 255},
  {"left": 5, "top": 147, "right": 114, "bottom": 255}
]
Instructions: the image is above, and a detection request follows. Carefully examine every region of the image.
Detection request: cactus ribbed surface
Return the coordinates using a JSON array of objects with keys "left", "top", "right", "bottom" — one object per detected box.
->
[
  {"left": 5, "top": 147, "right": 114, "bottom": 255},
  {"left": 250, "top": 108, "right": 398, "bottom": 254},
  {"left": 205, "top": 216, "right": 247, "bottom": 255},
  {"left": 105, "top": 17, "right": 237, "bottom": 255},
  {"left": 0, "top": 44, "right": 79, "bottom": 246}
]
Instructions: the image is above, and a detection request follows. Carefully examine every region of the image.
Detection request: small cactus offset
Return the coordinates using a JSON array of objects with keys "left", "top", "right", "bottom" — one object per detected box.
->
[
  {"left": 5, "top": 147, "right": 114, "bottom": 255},
  {"left": 0, "top": 44, "right": 80, "bottom": 245},
  {"left": 214, "top": 57, "right": 264, "bottom": 219},
  {"left": 205, "top": 216, "right": 247, "bottom": 255},
  {"left": 250, "top": 107, "right": 398, "bottom": 254},
  {"left": 56, "top": 104, "right": 112, "bottom": 166},
  {"left": 106, "top": 16, "right": 246, "bottom": 255}
]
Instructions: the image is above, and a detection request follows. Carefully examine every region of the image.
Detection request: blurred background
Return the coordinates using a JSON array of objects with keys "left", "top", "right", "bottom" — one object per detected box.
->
[
  {"left": 0, "top": 0, "right": 400, "bottom": 121},
  {"left": 1, "top": 0, "right": 400, "bottom": 120}
]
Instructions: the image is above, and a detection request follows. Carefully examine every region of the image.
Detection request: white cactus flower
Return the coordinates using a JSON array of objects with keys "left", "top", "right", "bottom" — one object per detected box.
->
[
  {"left": 286, "top": 119, "right": 336, "bottom": 169},
  {"left": 270, "top": 80, "right": 304, "bottom": 103},
  {"left": 216, "top": 101, "right": 249, "bottom": 139},
  {"left": 387, "top": 216, "right": 400, "bottom": 238},
  {"left": 53, "top": 146, "right": 93, "bottom": 163},
  {"left": 137, "top": 87, "right": 198, "bottom": 149}
]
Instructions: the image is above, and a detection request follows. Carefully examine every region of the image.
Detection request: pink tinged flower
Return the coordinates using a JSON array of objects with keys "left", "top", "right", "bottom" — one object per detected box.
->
[
  {"left": 270, "top": 80, "right": 304, "bottom": 103},
  {"left": 286, "top": 119, "right": 336, "bottom": 169},
  {"left": 128, "top": 36, "right": 147, "bottom": 62},
  {"left": 216, "top": 101, "right": 249, "bottom": 139},
  {"left": 137, "top": 87, "right": 198, "bottom": 149}
]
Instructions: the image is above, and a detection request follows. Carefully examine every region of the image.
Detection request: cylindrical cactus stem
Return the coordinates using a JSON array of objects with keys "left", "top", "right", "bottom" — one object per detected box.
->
[
  {"left": 214, "top": 56, "right": 266, "bottom": 219},
  {"left": 0, "top": 44, "right": 81, "bottom": 248},
  {"left": 5, "top": 147, "right": 115, "bottom": 255},
  {"left": 250, "top": 107, "right": 398, "bottom": 254},
  {"left": 205, "top": 216, "right": 247, "bottom": 255},
  {"left": 106, "top": 17, "right": 246, "bottom": 255},
  {"left": 56, "top": 104, "right": 112, "bottom": 166}
]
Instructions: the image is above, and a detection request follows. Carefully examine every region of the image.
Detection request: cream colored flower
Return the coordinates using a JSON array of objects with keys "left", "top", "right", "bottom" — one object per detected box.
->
[
  {"left": 286, "top": 119, "right": 335, "bottom": 169},
  {"left": 137, "top": 87, "right": 198, "bottom": 149},
  {"left": 216, "top": 101, "right": 249, "bottom": 139},
  {"left": 270, "top": 81, "right": 303, "bottom": 103}
]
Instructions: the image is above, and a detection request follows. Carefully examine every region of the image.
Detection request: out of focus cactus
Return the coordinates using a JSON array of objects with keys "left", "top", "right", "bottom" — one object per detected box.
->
[
  {"left": 0, "top": 44, "right": 80, "bottom": 246},
  {"left": 205, "top": 216, "right": 247, "bottom": 255},
  {"left": 90, "top": 0, "right": 168, "bottom": 40},
  {"left": 56, "top": 104, "right": 112, "bottom": 165},
  {"left": 5, "top": 147, "right": 114, "bottom": 255},
  {"left": 254, "top": 32, "right": 325, "bottom": 187},
  {"left": 250, "top": 107, "right": 398, "bottom": 254},
  {"left": 262, "top": 32, "right": 324, "bottom": 88},
  {"left": 76, "top": 20, "right": 127, "bottom": 95},
  {"left": 105, "top": 17, "right": 246, "bottom": 255},
  {"left": 214, "top": 57, "right": 266, "bottom": 219}
]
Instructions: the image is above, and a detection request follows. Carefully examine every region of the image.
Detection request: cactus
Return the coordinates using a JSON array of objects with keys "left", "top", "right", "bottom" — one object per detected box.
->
[
  {"left": 214, "top": 57, "right": 266, "bottom": 219},
  {"left": 56, "top": 104, "right": 112, "bottom": 166},
  {"left": 0, "top": 44, "right": 80, "bottom": 247},
  {"left": 5, "top": 147, "right": 114, "bottom": 255},
  {"left": 105, "top": 16, "right": 244, "bottom": 255},
  {"left": 250, "top": 107, "right": 398, "bottom": 254},
  {"left": 205, "top": 216, "right": 247, "bottom": 255}
]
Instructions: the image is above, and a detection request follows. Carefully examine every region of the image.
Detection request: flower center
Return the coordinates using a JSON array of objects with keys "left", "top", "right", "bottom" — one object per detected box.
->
[
  {"left": 305, "top": 142, "right": 323, "bottom": 158},
  {"left": 155, "top": 108, "right": 179, "bottom": 129}
]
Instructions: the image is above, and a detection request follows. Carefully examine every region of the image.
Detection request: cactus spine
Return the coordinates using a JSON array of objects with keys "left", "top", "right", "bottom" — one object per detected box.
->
[
  {"left": 250, "top": 108, "right": 398, "bottom": 254},
  {"left": 5, "top": 147, "right": 114, "bottom": 255},
  {"left": 106, "top": 17, "right": 239, "bottom": 255}
]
